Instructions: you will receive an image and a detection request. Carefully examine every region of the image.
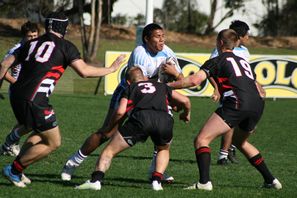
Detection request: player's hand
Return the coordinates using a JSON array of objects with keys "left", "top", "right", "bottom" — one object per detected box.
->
[
  {"left": 179, "top": 111, "right": 190, "bottom": 123},
  {"left": 109, "top": 54, "right": 126, "bottom": 72},
  {"left": 162, "top": 62, "right": 178, "bottom": 77},
  {"left": 211, "top": 90, "right": 220, "bottom": 102}
]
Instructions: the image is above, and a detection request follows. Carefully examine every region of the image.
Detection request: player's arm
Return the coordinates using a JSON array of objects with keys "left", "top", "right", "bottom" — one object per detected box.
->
[
  {"left": 255, "top": 80, "right": 266, "bottom": 99},
  {"left": 70, "top": 54, "right": 126, "bottom": 78},
  {"left": 0, "top": 55, "right": 15, "bottom": 80},
  {"left": 171, "top": 90, "right": 191, "bottom": 123},
  {"left": 209, "top": 77, "right": 220, "bottom": 102},
  {"left": 167, "top": 70, "right": 208, "bottom": 89},
  {"left": 4, "top": 72, "right": 16, "bottom": 84}
]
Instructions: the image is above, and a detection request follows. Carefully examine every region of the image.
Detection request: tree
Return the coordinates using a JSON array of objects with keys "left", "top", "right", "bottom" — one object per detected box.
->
[
  {"left": 102, "top": 0, "right": 118, "bottom": 25},
  {"left": 256, "top": 0, "right": 297, "bottom": 36},
  {"left": 204, "top": 0, "right": 246, "bottom": 35},
  {"left": 78, "top": 0, "right": 102, "bottom": 62},
  {"left": 158, "top": 0, "right": 207, "bottom": 34}
]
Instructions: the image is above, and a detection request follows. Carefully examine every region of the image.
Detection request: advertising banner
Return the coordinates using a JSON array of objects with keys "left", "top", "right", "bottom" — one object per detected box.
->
[{"left": 105, "top": 51, "right": 297, "bottom": 98}]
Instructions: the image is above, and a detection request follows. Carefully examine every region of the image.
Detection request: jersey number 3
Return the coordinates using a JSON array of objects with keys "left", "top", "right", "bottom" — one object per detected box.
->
[
  {"left": 139, "top": 82, "right": 156, "bottom": 93},
  {"left": 25, "top": 41, "right": 56, "bottom": 63}
]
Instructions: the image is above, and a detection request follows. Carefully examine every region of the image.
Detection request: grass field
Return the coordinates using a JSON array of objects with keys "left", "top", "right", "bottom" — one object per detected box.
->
[
  {"left": 0, "top": 93, "right": 296, "bottom": 197},
  {"left": 0, "top": 35, "right": 297, "bottom": 197}
]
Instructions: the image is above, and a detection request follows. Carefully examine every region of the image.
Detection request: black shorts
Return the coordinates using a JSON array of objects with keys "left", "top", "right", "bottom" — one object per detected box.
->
[
  {"left": 119, "top": 110, "right": 174, "bottom": 146},
  {"left": 10, "top": 98, "right": 58, "bottom": 132},
  {"left": 215, "top": 101, "right": 264, "bottom": 132},
  {"left": 109, "top": 83, "right": 128, "bottom": 109}
]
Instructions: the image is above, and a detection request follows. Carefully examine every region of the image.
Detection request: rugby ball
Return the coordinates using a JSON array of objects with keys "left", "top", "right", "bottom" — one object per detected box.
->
[{"left": 158, "top": 57, "right": 179, "bottom": 83}]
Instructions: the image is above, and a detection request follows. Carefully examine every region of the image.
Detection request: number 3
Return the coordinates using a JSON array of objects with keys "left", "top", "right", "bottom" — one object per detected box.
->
[{"left": 138, "top": 82, "right": 156, "bottom": 93}]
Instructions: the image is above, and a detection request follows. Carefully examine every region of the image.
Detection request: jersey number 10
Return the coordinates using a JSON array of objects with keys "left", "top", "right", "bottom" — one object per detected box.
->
[{"left": 25, "top": 41, "right": 56, "bottom": 63}]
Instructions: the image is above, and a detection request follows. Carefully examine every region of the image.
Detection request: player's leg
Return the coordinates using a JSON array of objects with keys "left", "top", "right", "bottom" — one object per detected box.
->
[
  {"left": 61, "top": 84, "right": 125, "bottom": 181},
  {"left": 186, "top": 112, "right": 230, "bottom": 191},
  {"left": 76, "top": 131, "right": 130, "bottom": 190},
  {"left": 151, "top": 144, "right": 170, "bottom": 191},
  {"left": 3, "top": 126, "right": 61, "bottom": 187},
  {"left": 0, "top": 124, "right": 32, "bottom": 156},
  {"left": 232, "top": 128, "right": 282, "bottom": 189},
  {"left": 217, "top": 128, "right": 238, "bottom": 164},
  {"left": 61, "top": 108, "right": 118, "bottom": 181}
]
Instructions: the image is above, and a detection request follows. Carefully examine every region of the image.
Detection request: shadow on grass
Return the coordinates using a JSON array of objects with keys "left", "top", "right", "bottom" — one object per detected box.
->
[
  {"left": 89, "top": 153, "right": 197, "bottom": 164},
  {"left": 21, "top": 173, "right": 86, "bottom": 187}
]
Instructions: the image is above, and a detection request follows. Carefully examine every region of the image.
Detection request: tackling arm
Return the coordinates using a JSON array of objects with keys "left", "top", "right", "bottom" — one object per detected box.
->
[
  {"left": 167, "top": 70, "right": 207, "bottom": 89},
  {"left": 70, "top": 54, "right": 126, "bottom": 78},
  {"left": 171, "top": 90, "right": 191, "bottom": 123},
  {"left": 0, "top": 55, "right": 15, "bottom": 80}
]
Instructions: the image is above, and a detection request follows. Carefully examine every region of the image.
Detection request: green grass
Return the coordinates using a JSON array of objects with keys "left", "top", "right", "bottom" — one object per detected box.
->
[{"left": 0, "top": 94, "right": 296, "bottom": 197}]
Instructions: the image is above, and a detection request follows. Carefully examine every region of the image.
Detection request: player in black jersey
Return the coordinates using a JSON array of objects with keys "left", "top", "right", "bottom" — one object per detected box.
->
[
  {"left": 75, "top": 66, "right": 191, "bottom": 191},
  {"left": 168, "top": 29, "right": 282, "bottom": 191},
  {"left": 0, "top": 12, "right": 125, "bottom": 188}
]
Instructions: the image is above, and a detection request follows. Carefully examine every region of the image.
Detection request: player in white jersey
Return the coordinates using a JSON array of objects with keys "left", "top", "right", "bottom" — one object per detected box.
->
[
  {"left": 61, "top": 23, "right": 184, "bottom": 183},
  {"left": 0, "top": 21, "right": 39, "bottom": 156}
]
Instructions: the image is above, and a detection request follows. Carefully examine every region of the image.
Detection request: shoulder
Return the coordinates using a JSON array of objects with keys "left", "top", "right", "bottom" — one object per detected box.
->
[{"left": 162, "top": 45, "right": 175, "bottom": 55}]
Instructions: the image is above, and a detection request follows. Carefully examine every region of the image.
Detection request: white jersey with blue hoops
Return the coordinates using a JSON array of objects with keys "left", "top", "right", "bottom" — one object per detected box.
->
[
  {"left": 127, "top": 44, "right": 181, "bottom": 78},
  {"left": 5, "top": 41, "right": 23, "bottom": 80},
  {"left": 210, "top": 45, "right": 250, "bottom": 61}
]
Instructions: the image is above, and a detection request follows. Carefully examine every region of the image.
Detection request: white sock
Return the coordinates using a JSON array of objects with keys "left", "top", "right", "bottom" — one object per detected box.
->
[
  {"left": 218, "top": 149, "right": 228, "bottom": 160},
  {"left": 70, "top": 149, "right": 88, "bottom": 165}
]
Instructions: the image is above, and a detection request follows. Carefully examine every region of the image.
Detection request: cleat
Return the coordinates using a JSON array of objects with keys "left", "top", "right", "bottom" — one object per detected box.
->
[
  {"left": 152, "top": 180, "right": 163, "bottom": 191},
  {"left": 163, "top": 173, "right": 174, "bottom": 183},
  {"left": 184, "top": 181, "right": 213, "bottom": 191},
  {"left": 0, "top": 144, "right": 20, "bottom": 156},
  {"left": 148, "top": 171, "right": 174, "bottom": 184},
  {"left": 217, "top": 158, "right": 228, "bottom": 165},
  {"left": 61, "top": 160, "right": 78, "bottom": 181},
  {"left": 2, "top": 165, "right": 26, "bottom": 188},
  {"left": 75, "top": 180, "right": 101, "bottom": 190},
  {"left": 21, "top": 173, "right": 31, "bottom": 184},
  {"left": 228, "top": 148, "right": 239, "bottom": 164},
  {"left": 263, "top": 178, "right": 282, "bottom": 190}
]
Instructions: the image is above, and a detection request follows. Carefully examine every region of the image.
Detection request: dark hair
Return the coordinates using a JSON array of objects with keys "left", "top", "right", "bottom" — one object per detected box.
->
[
  {"left": 217, "top": 29, "right": 239, "bottom": 50},
  {"left": 229, "top": 20, "right": 250, "bottom": 37},
  {"left": 21, "top": 21, "right": 39, "bottom": 36},
  {"left": 142, "top": 23, "right": 163, "bottom": 44},
  {"left": 45, "top": 12, "right": 69, "bottom": 36}
]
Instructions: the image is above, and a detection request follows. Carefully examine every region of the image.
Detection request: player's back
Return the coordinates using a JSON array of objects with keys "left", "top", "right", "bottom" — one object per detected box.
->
[
  {"left": 205, "top": 52, "right": 262, "bottom": 111},
  {"left": 125, "top": 80, "right": 172, "bottom": 115},
  {"left": 11, "top": 33, "right": 80, "bottom": 101}
]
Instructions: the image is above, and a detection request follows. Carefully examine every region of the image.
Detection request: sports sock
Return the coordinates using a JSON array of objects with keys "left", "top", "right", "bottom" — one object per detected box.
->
[
  {"left": 218, "top": 149, "right": 228, "bottom": 160},
  {"left": 11, "top": 159, "right": 25, "bottom": 175},
  {"left": 70, "top": 149, "right": 87, "bottom": 165},
  {"left": 90, "top": 171, "right": 105, "bottom": 182},
  {"left": 248, "top": 153, "right": 274, "bottom": 184},
  {"left": 152, "top": 171, "right": 163, "bottom": 183},
  {"left": 148, "top": 149, "right": 158, "bottom": 173},
  {"left": 3, "top": 128, "right": 21, "bottom": 149},
  {"left": 195, "top": 147, "right": 211, "bottom": 184}
]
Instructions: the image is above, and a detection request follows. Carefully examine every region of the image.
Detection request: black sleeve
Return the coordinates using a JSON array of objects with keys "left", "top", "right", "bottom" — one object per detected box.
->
[
  {"left": 166, "top": 84, "right": 173, "bottom": 102},
  {"left": 64, "top": 40, "right": 81, "bottom": 65},
  {"left": 200, "top": 58, "right": 217, "bottom": 78}
]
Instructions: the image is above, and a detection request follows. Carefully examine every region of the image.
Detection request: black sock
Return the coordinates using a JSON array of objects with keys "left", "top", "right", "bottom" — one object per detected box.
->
[
  {"left": 152, "top": 171, "right": 163, "bottom": 183},
  {"left": 249, "top": 153, "right": 274, "bottom": 184},
  {"left": 195, "top": 147, "right": 211, "bottom": 184},
  {"left": 90, "top": 171, "right": 105, "bottom": 183}
]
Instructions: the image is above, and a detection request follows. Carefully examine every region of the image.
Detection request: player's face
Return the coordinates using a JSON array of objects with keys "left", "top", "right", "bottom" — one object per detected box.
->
[
  {"left": 145, "top": 29, "right": 165, "bottom": 54},
  {"left": 25, "top": 31, "right": 39, "bottom": 41},
  {"left": 240, "top": 33, "right": 249, "bottom": 46}
]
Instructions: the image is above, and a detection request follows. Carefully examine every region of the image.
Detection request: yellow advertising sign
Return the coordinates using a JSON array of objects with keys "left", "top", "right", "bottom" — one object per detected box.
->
[{"left": 105, "top": 51, "right": 297, "bottom": 98}]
